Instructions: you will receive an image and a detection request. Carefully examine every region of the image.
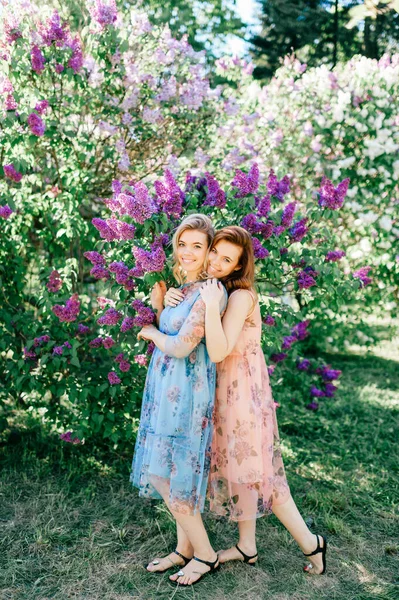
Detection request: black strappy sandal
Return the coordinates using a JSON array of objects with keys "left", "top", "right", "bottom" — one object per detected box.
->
[
  {"left": 170, "top": 554, "right": 220, "bottom": 586},
  {"left": 235, "top": 544, "right": 258, "bottom": 566},
  {"left": 303, "top": 534, "right": 327, "bottom": 575},
  {"left": 146, "top": 548, "right": 191, "bottom": 574}
]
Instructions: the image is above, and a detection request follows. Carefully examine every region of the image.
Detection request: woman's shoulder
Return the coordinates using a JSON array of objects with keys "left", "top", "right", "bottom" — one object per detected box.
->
[{"left": 228, "top": 288, "right": 257, "bottom": 315}]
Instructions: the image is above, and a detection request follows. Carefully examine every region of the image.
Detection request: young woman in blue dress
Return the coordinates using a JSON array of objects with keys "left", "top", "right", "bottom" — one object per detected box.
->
[{"left": 131, "top": 214, "right": 227, "bottom": 586}]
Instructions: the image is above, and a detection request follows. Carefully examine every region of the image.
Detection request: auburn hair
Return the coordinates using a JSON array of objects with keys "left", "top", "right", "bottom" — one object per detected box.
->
[
  {"left": 212, "top": 226, "right": 256, "bottom": 295},
  {"left": 171, "top": 214, "right": 215, "bottom": 284}
]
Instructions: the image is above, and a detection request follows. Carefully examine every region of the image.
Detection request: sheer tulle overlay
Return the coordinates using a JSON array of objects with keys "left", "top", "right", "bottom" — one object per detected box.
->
[
  {"left": 131, "top": 282, "right": 227, "bottom": 515},
  {"left": 209, "top": 290, "right": 291, "bottom": 521}
]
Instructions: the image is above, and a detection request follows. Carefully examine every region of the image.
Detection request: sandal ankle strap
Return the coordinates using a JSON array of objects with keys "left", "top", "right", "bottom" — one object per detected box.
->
[
  {"left": 174, "top": 548, "right": 190, "bottom": 565},
  {"left": 193, "top": 555, "right": 219, "bottom": 570},
  {"left": 235, "top": 544, "right": 258, "bottom": 563},
  {"left": 303, "top": 534, "right": 324, "bottom": 557}
]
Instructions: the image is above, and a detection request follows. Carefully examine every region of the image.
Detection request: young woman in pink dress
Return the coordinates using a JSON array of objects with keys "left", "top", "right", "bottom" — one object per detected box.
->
[{"left": 164, "top": 226, "right": 327, "bottom": 584}]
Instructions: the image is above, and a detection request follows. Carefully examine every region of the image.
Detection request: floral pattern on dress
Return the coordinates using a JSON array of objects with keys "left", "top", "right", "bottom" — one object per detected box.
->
[
  {"left": 209, "top": 289, "right": 291, "bottom": 521},
  {"left": 131, "top": 281, "right": 227, "bottom": 515}
]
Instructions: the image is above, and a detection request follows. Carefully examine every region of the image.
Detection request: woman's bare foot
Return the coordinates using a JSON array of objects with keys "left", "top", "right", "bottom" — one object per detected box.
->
[
  {"left": 169, "top": 553, "right": 219, "bottom": 585},
  {"left": 146, "top": 548, "right": 192, "bottom": 573},
  {"left": 217, "top": 543, "right": 258, "bottom": 565},
  {"left": 303, "top": 534, "right": 326, "bottom": 575}
]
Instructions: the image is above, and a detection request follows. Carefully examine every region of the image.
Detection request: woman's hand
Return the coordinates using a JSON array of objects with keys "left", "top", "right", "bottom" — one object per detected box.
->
[
  {"left": 164, "top": 287, "right": 184, "bottom": 307},
  {"left": 150, "top": 281, "right": 167, "bottom": 311},
  {"left": 199, "top": 278, "right": 224, "bottom": 306},
  {"left": 137, "top": 324, "right": 158, "bottom": 342}
]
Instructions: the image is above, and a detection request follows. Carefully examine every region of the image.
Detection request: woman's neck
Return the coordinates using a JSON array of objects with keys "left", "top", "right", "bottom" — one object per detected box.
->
[{"left": 185, "top": 270, "right": 202, "bottom": 282}]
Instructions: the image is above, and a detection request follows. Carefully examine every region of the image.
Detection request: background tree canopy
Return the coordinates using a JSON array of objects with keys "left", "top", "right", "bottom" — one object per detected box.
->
[{"left": 251, "top": 0, "right": 399, "bottom": 79}]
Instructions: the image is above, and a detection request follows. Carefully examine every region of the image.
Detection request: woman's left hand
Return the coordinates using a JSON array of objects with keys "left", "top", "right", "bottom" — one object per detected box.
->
[
  {"left": 137, "top": 324, "right": 158, "bottom": 341},
  {"left": 199, "top": 278, "right": 224, "bottom": 306}
]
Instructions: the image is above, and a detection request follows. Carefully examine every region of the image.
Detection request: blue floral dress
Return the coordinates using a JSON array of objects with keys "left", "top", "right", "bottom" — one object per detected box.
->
[{"left": 131, "top": 281, "right": 227, "bottom": 515}]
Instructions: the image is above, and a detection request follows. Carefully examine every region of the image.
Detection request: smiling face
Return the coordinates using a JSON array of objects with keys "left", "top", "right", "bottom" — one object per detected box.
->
[
  {"left": 176, "top": 229, "right": 209, "bottom": 280},
  {"left": 207, "top": 239, "right": 243, "bottom": 279}
]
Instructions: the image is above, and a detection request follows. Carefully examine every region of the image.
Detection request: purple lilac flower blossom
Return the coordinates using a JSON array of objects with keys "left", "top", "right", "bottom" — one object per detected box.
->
[
  {"left": 353, "top": 266, "right": 372, "bottom": 287},
  {"left": 84, "top": 251, "right": 106, "bottom": 266},
  {"left": 92, "top": 218, "right": 118, "bottom": 241},
  {"left": 291, "top": 320, "right": 310, "bottom": 340},
  {"left": 108, "top": 371, "right": 121, "bottom": 385},
  {"left": 325, "top": 250, "right": 346, "bottom": 262},
  {"left": 324, "top": 383, "right": 337, "bottom": 397},
  {"left": 46, "top": 270, "right": 63, "bottom": 293},
  {"left": 119, "top": 360, "right": 131, "bottom": 372},
  {"left": 267, "top": 169, "right": 290, "bottom": 201},
  {"left": 282, "top": 335, "right": 297, "bottom": 350},
  {"left": 89, "top": 0, "right": 118, "bottom": 28},
  {"left": 306, "top": 401, "right": 319, "bottom": 411},
  {"left": 31, "top": 45, "right": 45, "bottom": 74},
  {"left": 232, "top": 162, "right": 259, "bottom": 198},
  {"left": 132, "top": 243, "right": 166, "bottom": 274},
  {"left": 256, "top": 195, "right": 271, "bottom": 218},
  {"left": 270, "top": 353, "right": 288, "bottom": 363},
  {"left": 77, "top": 323, "right": 90, "bottom": 335},
  {"left": 132, "top": 299, "right": 155, "bottom": 327},
  {"left": 0, "top": 205, "right": 13, "bottom": 219},
  {"left": 102, "top": 336, "right": 115, "bottom": 349},
  {"left": 28, "top": 113, "right": 45, "bottom": 136},
  {"left": 97, "top": 308, "right": 122, "bottom": 326},
  {"left": 35, "top": 100, "right": 49, "bottom": 114},
  {"left": 263, "top": 315, "right": 275, "bottom": 326},
  {"left": 202, "top": 173, "right": 226, "bottom": 208},
  {"left": 280, "top": 247, "right": 288, "bottom": 256},
  {"left": 289, "top": 218, "right": 308, "bottom": 242},
  {"left": 310, "top": 386, "right": 325, "bottom": 397},
  {"left": 154, "top": 170, "right": 185, "bottom": 218},
  {"left": 52, "top": 294, "right": 80, "bottom": 322},
  {"left": 281, "top": 202, "right": 297, "bottom": 228},
  {"left": 147, "top": 341, "right": 155, "bottom": 355},
  {"left": 60, "top": 431, "right": 81, "bottom": 444},
  {"left": 120, "top": 317, "right": 135, "bottom": 332},
  {"left": 252, "top": 237, "right": 269, "bottom": 259},
  {"left": 53, "top": 345, "right": 64, "bottom": 356},
  {"left": 318, "top": 176, "right": 350, "bottom": 210},
  {"left": 297, "top": 270, "right": 317, "bottom": 290},
  {"left": 297, "top": 359, "right": 311, "bottom": 371},
  {"left": 3, "top": 163, "right": 22, "bottom": 182},
  {"left": 34, "top": 335, "right": 50, "bottom": 347},
  {"left": 89, "top": 337, "right": 103, "bottom": 348},
  {"left": 91, "top": 266, "right": 109, "bottom": 280},
  {"left": 23, "top": 347, "right": 37, "bottom": 360}
]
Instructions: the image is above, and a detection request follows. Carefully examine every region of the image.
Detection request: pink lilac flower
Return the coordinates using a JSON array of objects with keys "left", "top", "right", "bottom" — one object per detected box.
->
[
  {"left": 256, "top": 195, "right": 271, "bottom": 218},
  {"left": 84, "top": 251, "right": 106, "bottom": 265},
  {"left": 31, "top": 46, "right": 45, "bottom": 74},
  {"left": 90, "top": 265, "right": 109, "bottom": 280},
  {"left": 0, "top": 205, "right": 13, "bottom": 219},
  {"left": 3, "top": 15, "right": 22, "bottom": 44},
  {"left": 270, "top": 353, "right": 288, "bottom": 363},
  {"left": 252, "top": 237, "right": 269, "bottom": 259},
  {"left": 297, "top": 359, "right": 311, "bottom": 371},
  {"left": 154, "top": 170, "right": 185, "bottom": 218},
  {"left": 46, "top": 270, "right": 63, "bottom": 293},
  {"left": 3, "top": 164, "right": 22, "bottom": 182},
  {"left": 35, "top": 100, "right": 49, "bottom": 114},
  {"left": 119, "top": 360, "right": 131, "bottom": 372},
  {"left": 132, "top": 299, "right": 155, "bottom": 327},
  {"left": 102, "top": 336, "right": 115, "bottom": 349},
  {"left": 89, "top": 337, "right": 103, "bottom": 348},
  {"left": 297, "top": 270, "right": 317, "bottom": 290},
  {"left": 306, "top": 401, "right": 319, "bottom": 411},
  {"left": 310, "top": 386, "right": 325, "bottom": 397},
  {"left": 33, "top": 335, "right": 50, "bottom": 347},
  {"left": 325, "top": 250, "right": 346, "bottom": 262},
  {"left": 5, "top": 95, "right": 17, "bottom": 110},
  {"left": 77, "top": 323, "right": 90, "bottom": 335},
  {"left": 353, "top": 266, "right": 372, "bottom": 287},
  {"left": 89, "top": 0, "right": 118, "bottom": 28},
  {"left": 97, "top": 308, "right": 122, "bottom": 326},
  {"left": 281, "top": 202, "right": 297, "bottom": 228},
  {"left": 134, "top": 354, "right": 147, "bottom": 366},
  {"left": 28, "top": 113, "right": 45, "bottom": 136},
  {"left": 267, "top": 365, "right": 276, "bottom": 376},
  {"left": 318, "top": 177, "right": 350, "bottom": 210},
  {"left": 108, "top": 371, "right": 121, "bottom": 385},
  {"left": 97, "top": 297, "right": 115, "bottom": 308},
  {"left": 263, "top": 315, "right": 275, "bottom": 326},
  {"left": 267, "top": 169, "right": 290, "bottom": 201},
  {"left": 232, "top": 163, "right": 259, "bottom": 198},
  {"left": 52, "top": 294, "right": 80, "bottom": 322},
  {"left": 60, "top": 431, "right": 81, "bottom": 444},
  {"left": 202, "top": 173, "right": 226, "bottom": 208}
]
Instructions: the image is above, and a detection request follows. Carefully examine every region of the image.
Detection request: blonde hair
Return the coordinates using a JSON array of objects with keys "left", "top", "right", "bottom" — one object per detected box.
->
[{"left": 172, "top": 214, "right": 215, "bottom": 284}]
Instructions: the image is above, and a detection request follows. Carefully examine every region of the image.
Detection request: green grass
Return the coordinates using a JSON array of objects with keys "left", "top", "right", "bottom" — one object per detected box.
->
[{"left": 1, "top": 344, "right": 399, "bottom": 600}]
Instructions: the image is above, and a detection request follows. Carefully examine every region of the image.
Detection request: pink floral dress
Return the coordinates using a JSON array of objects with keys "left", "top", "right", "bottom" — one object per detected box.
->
[{"left": 209, "top": 289, "right": 291, "bottom": 521}]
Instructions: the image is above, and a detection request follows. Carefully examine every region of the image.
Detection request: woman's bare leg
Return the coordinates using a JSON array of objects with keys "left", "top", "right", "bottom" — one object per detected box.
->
[
  {"left": 146, "top": 521, "right": 193, "bottom": 572},
  {"left": 272, "top": 496, "right": 325, "bottom": 574},
  {"left": 217, "top": 519, "right": 258, "bottom": 564}
]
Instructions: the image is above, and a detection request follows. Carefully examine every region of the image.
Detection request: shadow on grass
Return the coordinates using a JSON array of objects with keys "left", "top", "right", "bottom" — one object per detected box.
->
[{"left": 0, "top": 351, "right": 398, "bottom": 600}]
